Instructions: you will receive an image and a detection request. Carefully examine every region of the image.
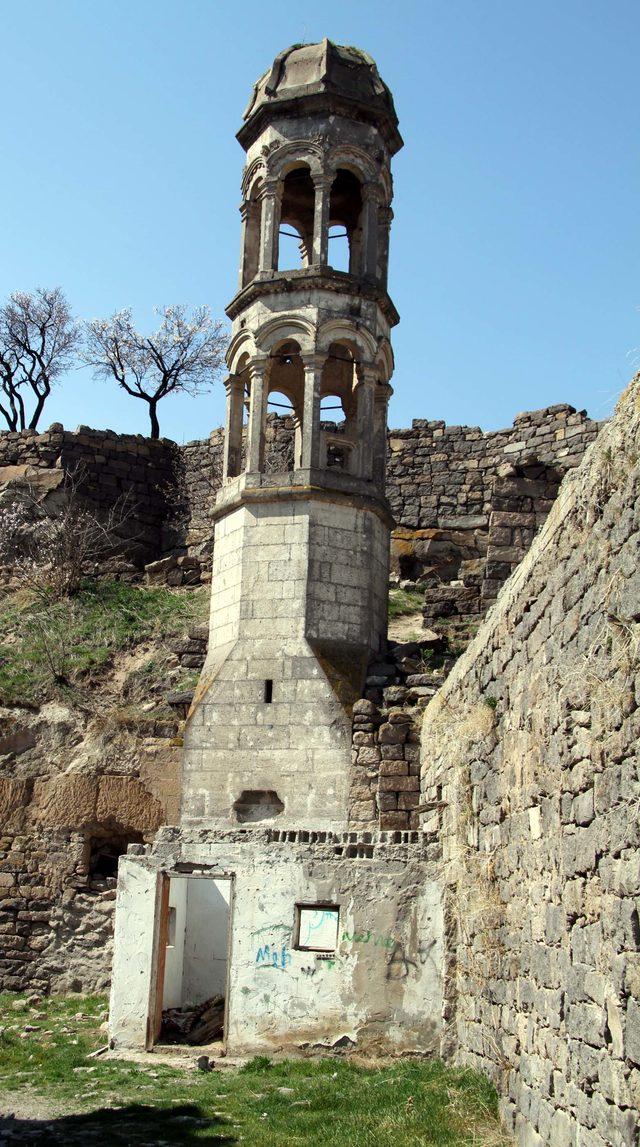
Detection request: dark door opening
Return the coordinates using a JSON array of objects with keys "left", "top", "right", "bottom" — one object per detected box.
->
[{"left": 153, "top": 874, "right": 232, "bottom": 1047}]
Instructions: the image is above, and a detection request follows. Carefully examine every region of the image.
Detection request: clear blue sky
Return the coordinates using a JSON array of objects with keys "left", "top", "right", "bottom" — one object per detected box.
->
[{"left": 1, "top": 0, "right": 637, "bottom": 441}]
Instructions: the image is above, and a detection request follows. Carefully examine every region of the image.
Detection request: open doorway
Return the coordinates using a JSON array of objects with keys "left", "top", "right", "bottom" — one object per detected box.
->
[{"left": 152, "top": 874, "right": 232, "bottom": 1048}]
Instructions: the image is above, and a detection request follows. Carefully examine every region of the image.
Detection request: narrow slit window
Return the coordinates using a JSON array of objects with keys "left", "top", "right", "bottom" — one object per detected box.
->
[
  {"left": 294, "top": 904, "right": 340, "bottom": 953},
  {"left": 264, "top": 679, "right": 273, "bottom": 703}
]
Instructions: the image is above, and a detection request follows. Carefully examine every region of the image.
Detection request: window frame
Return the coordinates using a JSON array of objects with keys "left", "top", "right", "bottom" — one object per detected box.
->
[{"left": 293, "top": 902, "right": 341, "bottom": 954}]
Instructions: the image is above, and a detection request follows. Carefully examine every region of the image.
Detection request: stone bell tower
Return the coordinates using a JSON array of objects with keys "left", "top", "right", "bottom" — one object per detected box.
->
[
  {"left": 110, "top": 44, "right": 443, "bottom": 1059},
  {"left": 181, "top": 41, "right": 403, "bottom": 832}
]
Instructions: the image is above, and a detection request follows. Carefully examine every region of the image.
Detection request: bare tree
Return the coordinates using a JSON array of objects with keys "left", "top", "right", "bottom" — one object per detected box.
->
[
  {"left": 83, "top": 305, "right": 227, "bottom": 439},
  {"left": 0, "top": 287, "right": 80, "bottom": 431}
]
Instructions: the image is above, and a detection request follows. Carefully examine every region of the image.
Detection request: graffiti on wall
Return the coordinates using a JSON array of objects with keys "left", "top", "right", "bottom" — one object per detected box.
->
[{"left": 252, "top": 922, "right": 293, "bottom": 973}]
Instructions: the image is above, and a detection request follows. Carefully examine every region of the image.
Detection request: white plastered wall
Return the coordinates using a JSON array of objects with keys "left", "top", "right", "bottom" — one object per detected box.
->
[
  {"left": 108, "top": 859, "right": 160, "bottom": 1049},
  {"left": 109, "top": 847, "right": 443, "bottom": 1055}
]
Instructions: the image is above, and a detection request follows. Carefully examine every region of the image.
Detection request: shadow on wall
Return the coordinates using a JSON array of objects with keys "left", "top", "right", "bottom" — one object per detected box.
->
[{"left": 0, "top": 1106, "right": 236, "bottom": 1145}]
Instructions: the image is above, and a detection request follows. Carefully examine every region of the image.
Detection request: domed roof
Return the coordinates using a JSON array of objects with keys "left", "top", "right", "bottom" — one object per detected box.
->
[{"left": 240, "top": 40, "right": 402, "bottom": 153}]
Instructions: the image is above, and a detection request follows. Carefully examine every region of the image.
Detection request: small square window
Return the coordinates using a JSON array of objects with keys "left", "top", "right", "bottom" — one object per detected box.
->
[{"left": 294, "top": 904, "right": 340, "bottom": 953}]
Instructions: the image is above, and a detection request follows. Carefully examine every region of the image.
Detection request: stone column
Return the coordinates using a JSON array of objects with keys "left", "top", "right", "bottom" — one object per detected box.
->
[
  {"left": 293, "top": 416, "right": 303, "bottom": 470},
  {"left": 377, "top": 205, "right": 393, "bottom": 290},
  {"left": 237, "top": 201, "right": 248, "bottom": 290},
  {"left": 245, "top": 357, "right": 269, "bottom": 474},
  {"left": 312, "top": 175, "right": 332, "bottom": 267},
  {"left": 258, "top": 179, "right": 281, "bottom": 273},
  {"left": 222, "top": 374, "right": 245, "bottom": 481},
  {"left": 361, "top": 183, "right": 380, "bottom": 279},
  {"left": 355, "top": 364, "right": 377, "bottom": 479},
  {"left": 372, "top": 382, "right": 392, "bottom": 490},
  {"left": 300, "top": 353, "right": 324, "bottom": 471}
]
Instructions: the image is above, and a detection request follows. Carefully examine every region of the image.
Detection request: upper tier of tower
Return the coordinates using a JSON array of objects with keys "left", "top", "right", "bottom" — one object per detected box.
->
[
  {"left": 239, "top": 40, "right": 402, "bottom": 155},
  {"left": 228, "top": 39, "right": 403, "bottom": 317},
  {"left": 221, "top": 43, "right": 401, "bottom": 504}
]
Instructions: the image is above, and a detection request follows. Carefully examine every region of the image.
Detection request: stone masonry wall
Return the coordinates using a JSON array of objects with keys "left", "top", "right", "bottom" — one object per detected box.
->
[
  {"left": 0, "top": 404, "right": 602, "bottom": 589},
  {"left": 387, "top": 403, "right": 602, "bottom": 531},
  {"left": 420, "top": 377, "right": 640, "bottom": 1146},
  {"left": 0, "top": 424, "right": 184, "bottom": 572}
]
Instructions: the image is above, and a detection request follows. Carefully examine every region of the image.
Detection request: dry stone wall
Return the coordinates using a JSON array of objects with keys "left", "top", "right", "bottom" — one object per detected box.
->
[
  {"left": 0, "top": 404, "right": 602, "bottom": 591},
  {"left": 420, "top": 378, "right": 640, "bottom": 1146}
]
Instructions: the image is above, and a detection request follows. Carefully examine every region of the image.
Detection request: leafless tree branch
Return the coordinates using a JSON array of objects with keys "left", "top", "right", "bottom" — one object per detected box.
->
[{"left": 83, "top": 305, "right": 227, "bottom": 439}]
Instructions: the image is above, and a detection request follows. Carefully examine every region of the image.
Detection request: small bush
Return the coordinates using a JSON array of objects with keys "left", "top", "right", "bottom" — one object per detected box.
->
[{"left": 388, "top": 588, "right": 424, "bottom": 619}]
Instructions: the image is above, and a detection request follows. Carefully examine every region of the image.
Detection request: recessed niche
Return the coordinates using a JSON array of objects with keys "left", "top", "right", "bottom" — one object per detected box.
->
[{"left": 233, "top": 789, "right": 284, "bottom": 823}]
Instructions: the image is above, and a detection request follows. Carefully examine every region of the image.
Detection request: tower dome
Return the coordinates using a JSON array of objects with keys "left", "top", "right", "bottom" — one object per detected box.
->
[{"left": 240, "top": 39, "right": 402, "bottom": 154}]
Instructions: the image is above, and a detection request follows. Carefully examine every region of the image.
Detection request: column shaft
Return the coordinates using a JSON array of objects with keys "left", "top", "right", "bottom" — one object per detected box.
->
[
  {"left": 373, "top": 383, "right": 393, "bottom": 490},
  {"left": 300, "top": 355, "right": 323, "bottom": 470},
  {"left": 361, "top": 184, "right": 380, "bottom": 278},
  {"left": 246, "top": 360, "right": 269, "bottom": 473},
  {"left": 312, "top": 177, "right": 331, "bottom": 266},
  {"left": 355, "top": 366, "right": 377, "bottom": 479},
  {"left": 222, "top": 375, "right": 245, "bottom": 481},
  {"left": 258, "top": 182, "right": 281, "bottom": 273}
]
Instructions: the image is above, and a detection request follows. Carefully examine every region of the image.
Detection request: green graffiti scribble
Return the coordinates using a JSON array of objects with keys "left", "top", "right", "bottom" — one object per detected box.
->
[{"left": 342, "top": 929, "right": 397, "bottom": 949}]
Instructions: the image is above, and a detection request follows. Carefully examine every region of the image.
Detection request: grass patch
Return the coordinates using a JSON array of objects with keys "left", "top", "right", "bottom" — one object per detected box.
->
[
  {"left": 0, "top": 581, "right": 209, "bottom": 705},
  {"left": 0, "top": 993, "right": 509, "bottom": 1145},
  {"left": 388, "top": 587, "right": 424, "bottom": 619}
]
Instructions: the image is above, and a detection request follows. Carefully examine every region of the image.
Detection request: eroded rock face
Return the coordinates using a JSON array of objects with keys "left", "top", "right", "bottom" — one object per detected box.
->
[{"left": 0, "top": 694, "right": 182, "bottom": 993}]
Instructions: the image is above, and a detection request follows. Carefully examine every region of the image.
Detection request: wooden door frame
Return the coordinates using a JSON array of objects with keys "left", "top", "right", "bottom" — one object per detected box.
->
[{"left": 146, "top": 871, "right": 170, "bottom": 1050}]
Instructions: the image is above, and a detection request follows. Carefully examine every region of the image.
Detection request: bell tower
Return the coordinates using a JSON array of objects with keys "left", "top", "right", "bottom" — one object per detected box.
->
[
  {"left": 110, "top": 43, "right": 443, "bottom": 1061},
  {"left": 181, "top": 40, "right": 403, "bottom": 832}
]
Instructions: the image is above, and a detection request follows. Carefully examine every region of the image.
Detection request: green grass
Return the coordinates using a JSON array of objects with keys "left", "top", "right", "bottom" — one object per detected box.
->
[
  {"left": 388, "top": 588, "right": 425, "bottom": 620},
  {"left": 0, "top": 580, "right": 209, "bottom": 705},
  {"left": 0, "top": 993, "right": 509, "bottom": 1145}
]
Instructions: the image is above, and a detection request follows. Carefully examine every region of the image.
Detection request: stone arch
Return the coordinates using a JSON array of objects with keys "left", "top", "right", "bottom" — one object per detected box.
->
[
  {"left": 374, "top": 338, "right": 394, "bottom": 383},
  {"left": 226, "top": 330, "right": 257, "bottom": 375},
  {"left": 317, "top": 319, "right": 377, "bottom": 361},
  {"left": 255, "top": 316, "right": 315, "bottom": 358},
  {"left": 267, "top": 143, "right": 324, "bottom": 182}
]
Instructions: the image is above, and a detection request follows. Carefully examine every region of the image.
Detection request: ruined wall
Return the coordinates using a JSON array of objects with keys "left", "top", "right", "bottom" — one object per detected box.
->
[
  {"left": 0, "top": 424, "right": 185, "bottom": 573},
  {"left": 0, "top": 707, "right": 182, "bottom": 994},
  {"left": 420, "top": 378, "right": 640, "bottom": 1146},
  {"left": 110, "top": 826, "right": 444, "bottom": 1057},
  {"left": 0, "top": 404, "right": 603, "bottom": 589},
  {"left": 387, "top": 403, "right": 601, "bottom": 530}
]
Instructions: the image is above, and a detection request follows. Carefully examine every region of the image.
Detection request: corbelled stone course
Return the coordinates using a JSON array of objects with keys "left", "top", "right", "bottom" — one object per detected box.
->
[{"left": 420, "top": 375, "right": 640, "bottom": 1146}]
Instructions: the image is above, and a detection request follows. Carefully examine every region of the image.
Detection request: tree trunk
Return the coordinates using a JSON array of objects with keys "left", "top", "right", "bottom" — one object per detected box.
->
[
  {"left": 28, "top": 392, "right": 47, "bottom": 431},
  {"left": 148, "top": 400, "right": 160, "bottom": 440}
]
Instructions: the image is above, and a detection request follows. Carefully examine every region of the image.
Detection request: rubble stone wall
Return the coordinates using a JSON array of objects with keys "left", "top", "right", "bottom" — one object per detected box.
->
[
  {"left": 0, "top": 424, "right": 184, "bottom": 569},
  {"left": 0, "top": 404, "right": 603, "bottom": 585},
  {"left": 0, "top": 744, "right": 181, "bottom": 994},
  {"left": 420, "top": 378, "right": 640, "bottom": 1146},
  {"left": 387, "top": 403, "right": 602, "bottom": 531}
]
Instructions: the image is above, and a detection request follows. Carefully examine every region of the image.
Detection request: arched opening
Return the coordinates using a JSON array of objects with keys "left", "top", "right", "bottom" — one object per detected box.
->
[
  {"left": 88, "top": 831, "right": 143, "bottom": 891},
  {"left": 320, "top": 342, "right": 359, "bottom": 472},
  {"left": 267, "top": 339, "right": 304, "bottom": 470},
  {"left": 278, "top": 167, "right": 315, "bottom": 271},
  {"left": 329, "top": 169, "right": 363, "bottom": 275},
  {"left": 241, "top": 180, "right": 262, "bottom": 287},
  {"left": 265, "top": 389, "right": 296, "bottom": 474}
]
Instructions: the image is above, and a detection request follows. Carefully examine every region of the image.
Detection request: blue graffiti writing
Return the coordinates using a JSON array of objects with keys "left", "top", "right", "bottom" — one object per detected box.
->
[{"left": 255, "top": 942, "right": 292, "bottom": 971}]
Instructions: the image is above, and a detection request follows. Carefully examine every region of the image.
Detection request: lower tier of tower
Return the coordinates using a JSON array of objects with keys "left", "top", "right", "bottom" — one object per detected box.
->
[{"left": 180, "top": 492, "right": 391, "bottom": 830}]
